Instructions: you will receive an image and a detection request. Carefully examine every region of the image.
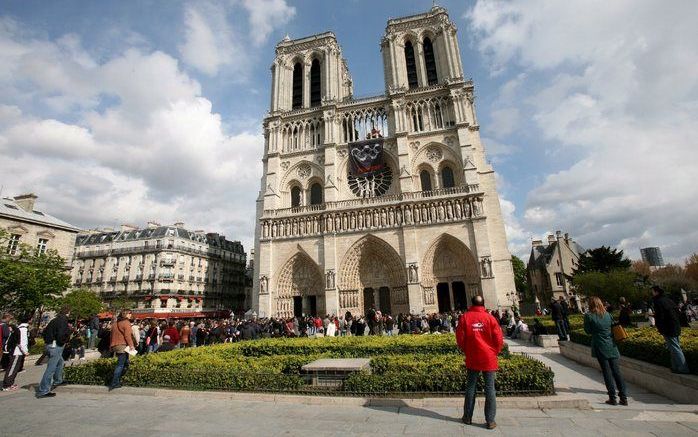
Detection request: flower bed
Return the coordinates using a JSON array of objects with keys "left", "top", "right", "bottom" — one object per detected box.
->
[
  {"left": 569, "top": 327, "right": 698, "bottom": 374},
  {"left": 64, "top": 335, "right": 553, "bottom": 395}
]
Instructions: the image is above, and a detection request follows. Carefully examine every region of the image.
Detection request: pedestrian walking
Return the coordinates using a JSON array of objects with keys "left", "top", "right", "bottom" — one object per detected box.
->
[
  {"left": 2, "top": 314, "right": 30, "bottom": 391},
  {"left": 0, "top": 313, "right": 12, "bottom": 371},
  {"left": 88, "top": 314, "right": 100, "bottom": 349},
  {"left": 36, "top": 306, "right": 71, "bottom": 398},
  {"left": 584, "top": 296, "right": 628, "bottom": 405},
  {"left": 551, "top": 298, "right": 568, "bottom": 341},
  {"left": 109, "top": 309, "right": 136, "bottom": 391},
  {"left": 652, "top": 286, "right": 690, "bottom": 374},
  {"left": 456, "top": 295, "right": 504, "bottom": 430}
]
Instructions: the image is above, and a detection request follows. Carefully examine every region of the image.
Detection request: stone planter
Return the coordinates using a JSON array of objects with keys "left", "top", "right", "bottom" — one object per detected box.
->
[{"left": 559, "top": 341, "right": 698, "bottom": 404}]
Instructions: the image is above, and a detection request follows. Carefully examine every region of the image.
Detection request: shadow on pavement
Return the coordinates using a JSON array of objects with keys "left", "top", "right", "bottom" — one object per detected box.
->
[{"left": 363, "top": 400, "right": 466, "bottom": 425}]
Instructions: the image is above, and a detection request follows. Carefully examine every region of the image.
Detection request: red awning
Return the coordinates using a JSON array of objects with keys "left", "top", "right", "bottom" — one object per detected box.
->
[
  {"left": 97, "top": 311, "right": 113, "bottom": 319},
  {"left": 132, "top": 311, "right": 215, "bottom": 320}
]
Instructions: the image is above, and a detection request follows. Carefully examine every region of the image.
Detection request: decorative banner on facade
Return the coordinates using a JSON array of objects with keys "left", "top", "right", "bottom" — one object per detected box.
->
[{"left": 349, "top": 137, "right": 385, "bottom": 176}]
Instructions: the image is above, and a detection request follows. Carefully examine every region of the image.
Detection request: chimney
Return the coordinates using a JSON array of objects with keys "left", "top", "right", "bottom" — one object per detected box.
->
[
  {"left": 547, "top": 234, "right": 556, "bottom": 244},
  {"left": 564, "top": 233, "right": 570, "bottom": 243},
  {"left": 13, "top": 193, "right": 38, "bottom": 212},
  {"left": 532, "top": 240, "right": 544, "bottom": 248},
  {"left": 556, "top": 230, "right": 562, "bottom": 239},
  {"left": 174, "top": 222, "right": 184, "bottom": 228},
  {"left": 147, "top": 221, "right": 160, "bottom": 229},
  {"left": 120, "top": 224, "right": 138, "bottom": 232},
  {"left": 194, "top": 230, "right": 205, "bottom": 235}
]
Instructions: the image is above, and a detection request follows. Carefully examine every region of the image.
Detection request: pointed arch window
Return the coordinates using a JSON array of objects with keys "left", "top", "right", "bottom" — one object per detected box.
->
[
  {"left": 404, "top": 41, "right": 419, "bottom": 89},
  {"left": 441, "top": 166, "right": 455, "bottom": 188},
  {"left": 310, "top": 183, "right": 323, "bottom": 205},
  {"left": 310, "top": 59, "right": 321, "bottom": 107},
  {"left": 291, "top": 186, "right": 302, "bottom": 207},
  {"left": 420, "top": 170, "right": 433, "bottom": 192},
  {"left": 423, "top": 37, "right": 438, "bottom": 85},
  {"left": 292, "top": 63, "right": 303, "bottom": 109}
]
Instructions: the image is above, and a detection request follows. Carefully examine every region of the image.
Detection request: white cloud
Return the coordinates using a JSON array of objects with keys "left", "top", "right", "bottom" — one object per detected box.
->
[
  {"left": 241, "top": 0, "right": 296, "bottom": 46},
  {"left": 178, "top": 3, "right": 243, "bottom": 76},
  {"left": 467, "top": 0, "right": 698, "bottom": 262},
  {"left": 0, "top": 19, "right": 262, "bottom": 251}
]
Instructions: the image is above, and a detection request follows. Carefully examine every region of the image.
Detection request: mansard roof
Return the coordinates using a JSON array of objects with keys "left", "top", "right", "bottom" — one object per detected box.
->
[
  {"left": 0, "top": 197, "right": 79, "bottom": 232},
  {"left": 75, "top": 226, "right": 244, "bottom": 253}
]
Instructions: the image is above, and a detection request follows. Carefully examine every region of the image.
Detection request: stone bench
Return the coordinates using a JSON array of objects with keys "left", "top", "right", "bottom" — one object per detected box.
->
[
  {"left": 519, "top": 331, "right": 533, "bottom": 342},
  {"left": 535, "top": 334, "right": 561, "bottom": 348},
  {"left": 559, "top": 341, "right": 698, "bottom": 404},
  {"left": 301, "top": 358, "right": 371, "bottom": 388}
]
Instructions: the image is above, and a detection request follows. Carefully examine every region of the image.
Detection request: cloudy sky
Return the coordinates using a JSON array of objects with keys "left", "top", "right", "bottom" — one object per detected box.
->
[{"left": 1, "top": 0, "right": 696, "bottom": 263}]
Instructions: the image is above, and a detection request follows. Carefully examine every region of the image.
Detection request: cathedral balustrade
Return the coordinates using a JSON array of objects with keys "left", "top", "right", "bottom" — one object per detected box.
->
[
  {"left": 259, "top": 187, "right": 484, "bottom": 241},
  {"left": 263, "top": 184, "right": 479, "bottom": 218}
]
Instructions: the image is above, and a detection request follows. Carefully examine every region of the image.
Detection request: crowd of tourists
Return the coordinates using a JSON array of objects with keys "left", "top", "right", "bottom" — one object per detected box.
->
[{"left": 0, "top": 283, "right": 694, "bottom": 433}]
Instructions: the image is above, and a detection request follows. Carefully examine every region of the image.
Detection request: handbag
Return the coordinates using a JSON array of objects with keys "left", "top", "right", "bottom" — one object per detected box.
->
[{"left": 612, "top": 323, "right": 628, "bottom": 342}]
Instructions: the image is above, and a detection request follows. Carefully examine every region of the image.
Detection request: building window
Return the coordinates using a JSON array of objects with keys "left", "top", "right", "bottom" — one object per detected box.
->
[
  {"left": 441, "top": 166, "right": 455, "bottom": 188},
  {"left": 310, "top": 59, "right": 321, "bottom": 107},
  {"left": 292, "top": 62, "right": 303, "bottom": 109},
  {"left": 404, "top": 41, "right": 419, "bottom": 89},
  {"left": 420, "top": 170, "right": 433, "bottom": 192},
  {"left": 37, "top": 238, "right": 48, "bottom": 255},
  {"left": 310, "top": 183, "right": 323, "bottom": 205},
  {"left": 291, "top": 186, "right": 302, "bottom": 207},
  {"left": 6, "top": 234, "right": 21, "bottom": 255},
  {"left": 423, "top": 37, "right": 438, "bottom": 85},
  {"left": 555, "top": 273, "right": 563, "bottom": 286}
]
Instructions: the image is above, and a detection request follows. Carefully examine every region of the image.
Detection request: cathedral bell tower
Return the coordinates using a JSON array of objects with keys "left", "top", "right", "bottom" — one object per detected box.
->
[{"left": 253, "top": 7, "right": 517, "bottom": 319}]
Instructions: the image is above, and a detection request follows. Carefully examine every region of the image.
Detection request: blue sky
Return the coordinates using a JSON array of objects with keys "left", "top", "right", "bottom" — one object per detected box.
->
[{"left": 1, "top": 0, "right": 696, "bottom": 263}]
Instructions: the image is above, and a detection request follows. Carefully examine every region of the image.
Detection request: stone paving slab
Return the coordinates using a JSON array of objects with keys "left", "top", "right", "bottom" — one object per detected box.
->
[{"left": 1, "top": 388, "right": 697, "bottom": 436}]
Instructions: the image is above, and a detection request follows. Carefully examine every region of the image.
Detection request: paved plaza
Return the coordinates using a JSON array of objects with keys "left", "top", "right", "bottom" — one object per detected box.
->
[{"left": 1, "top": 340, "right": 696, "bottom": 436}]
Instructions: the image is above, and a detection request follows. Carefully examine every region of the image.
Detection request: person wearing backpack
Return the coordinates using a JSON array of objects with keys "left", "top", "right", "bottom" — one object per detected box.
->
[
  {"left": 36, "top": 306, "right": 70, "bottom": 398},
  {"left": 2, "top": 314, "right": 31, "bottom": 391},
  {"left": 1, "top": 313, "right": 12, "bottom": 371}
]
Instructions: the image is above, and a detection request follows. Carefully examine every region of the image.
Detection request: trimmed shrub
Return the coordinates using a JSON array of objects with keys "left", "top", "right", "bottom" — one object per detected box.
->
[
  {"left": 64, "top": 335, "right": 543, "bottom": 395},
  {"left": 569, "top": 327, "right": 698, "bottom": 374}
]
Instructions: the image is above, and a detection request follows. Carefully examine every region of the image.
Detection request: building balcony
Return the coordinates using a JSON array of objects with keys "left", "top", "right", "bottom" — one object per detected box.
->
[
  {"left": 160, "top": 259, "right": 176, "bottom": 267},
  {"left": 108, "top": 276, "right": 117, "bottom": 283},
  {"left": 159, "top": 273, "right": 175, "bottom": 282}
]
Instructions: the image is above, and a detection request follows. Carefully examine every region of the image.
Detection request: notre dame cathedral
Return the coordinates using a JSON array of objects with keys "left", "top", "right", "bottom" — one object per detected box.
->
[{"left": 253, "top": 6, "right": 516, "bottom": 318}]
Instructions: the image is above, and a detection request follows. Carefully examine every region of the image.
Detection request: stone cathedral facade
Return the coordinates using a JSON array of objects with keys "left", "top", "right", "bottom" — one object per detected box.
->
[{"left": 253, "top": 7, "right": 516, "bottom": 318}]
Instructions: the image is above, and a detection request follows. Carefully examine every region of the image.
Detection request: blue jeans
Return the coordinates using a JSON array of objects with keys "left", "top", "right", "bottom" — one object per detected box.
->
[
  {"left": 597, "top": 357, "right": 627, "bottom": 400},
  {"left": 110, "top": 352, "right": 130, "bottom": 388},
  {"left": 555, "top": 320, "right": 568, "bottom": 340},
  {"left": 664, "top": 336, "right": 690, "bottom": 373},
  {"left": 464, "top": 370, "right": 496, "bottom": 424},
  {"left": 37, "top": 345, "right": 64, "bottom": 396}
]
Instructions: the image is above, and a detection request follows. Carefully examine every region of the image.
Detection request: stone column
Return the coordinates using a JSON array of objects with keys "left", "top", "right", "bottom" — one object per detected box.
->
[
  {"left": 303, "top": 61, "right": 311, "bottom": 108},
  {"left": 415, "top": 40, "right": 428, "bottom": 87}
]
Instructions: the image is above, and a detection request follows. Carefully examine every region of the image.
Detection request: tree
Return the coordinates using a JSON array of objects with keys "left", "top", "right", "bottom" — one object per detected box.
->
[
  {"left": 685, "top": 253, "right": 698, "bottom": 283},
  {"left": 575, "top": 246, "right": 631, "bottom": 274},
  {"left": 650, "top": 263, "right": 697, "bottom": 302},
  {"left": 511, "top": 255, "right": 529, "bottom": 299},
  {"left": 0, "top": 229, "right": 71, "bottom": 315},
  {"left": 630, "top": 260, "right": 651, "bottom": 278},
  {"left": 573, "top": 270, "right": 646, "bottom": 305},
  {"left": 109, "top": 295, "right": 135, "bottom": 312},
  {"left": 60, "top": 289, "right": 103, "bottom": 323}
]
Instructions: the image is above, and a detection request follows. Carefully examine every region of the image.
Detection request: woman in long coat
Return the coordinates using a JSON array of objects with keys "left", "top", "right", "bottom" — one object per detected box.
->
[{"left": 584, "top": 296, "right": 628, "bottom": 406}]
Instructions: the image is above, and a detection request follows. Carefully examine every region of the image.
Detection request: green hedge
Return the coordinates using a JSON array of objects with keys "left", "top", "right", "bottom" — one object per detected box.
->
[
  {"left": 347, "top": 354, "right": 554, "bottom": 394},
  {"left": 523, "top": 313, "right": 647, "bottom": 334},
  {"left": 238, "top": 334, "right": 508, "bottom": 357},
  {"left": 569, "top": 327, "right": 698, "bottom": 374},
  {"left": 65, "top": 335, "right": 548, "bottom": 395}
]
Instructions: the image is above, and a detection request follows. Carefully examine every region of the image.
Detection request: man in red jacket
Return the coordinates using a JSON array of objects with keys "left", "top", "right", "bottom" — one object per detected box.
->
[{"left": 456, "top": 295, "right": 504, "bottom": 430}]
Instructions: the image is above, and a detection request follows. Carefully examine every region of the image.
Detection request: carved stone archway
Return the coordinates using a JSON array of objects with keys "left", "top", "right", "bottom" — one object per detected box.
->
[
  {"left": 275, "top": 252, "right": 324, "bottom": 318},
  {"left": 337, "top": 235, "right": 408, "bottom": 316},
  {"left": 421, "top": 234, "right": 480, "bottom": 312}
]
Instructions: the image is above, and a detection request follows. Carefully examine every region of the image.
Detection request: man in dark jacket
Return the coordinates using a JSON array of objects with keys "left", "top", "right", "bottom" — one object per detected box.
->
[
  {"left": 36, "top": 306, "right": 71, "bottom": 398},
  {"left": 652, "top": 286, "right": 690, "bottom": 374},
  {"left": 550, "top": 298, "right": 568, "bottom": 341}
]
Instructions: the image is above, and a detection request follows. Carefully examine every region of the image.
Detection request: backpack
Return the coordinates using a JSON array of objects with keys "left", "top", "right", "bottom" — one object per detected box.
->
[{"left": 4, "top": 325, "right": 19, "bottom": 354}]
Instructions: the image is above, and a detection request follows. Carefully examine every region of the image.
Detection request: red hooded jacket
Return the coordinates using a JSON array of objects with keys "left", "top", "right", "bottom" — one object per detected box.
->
[{"left": 455, "top": 306, "right": 504, "bottom": 371}]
